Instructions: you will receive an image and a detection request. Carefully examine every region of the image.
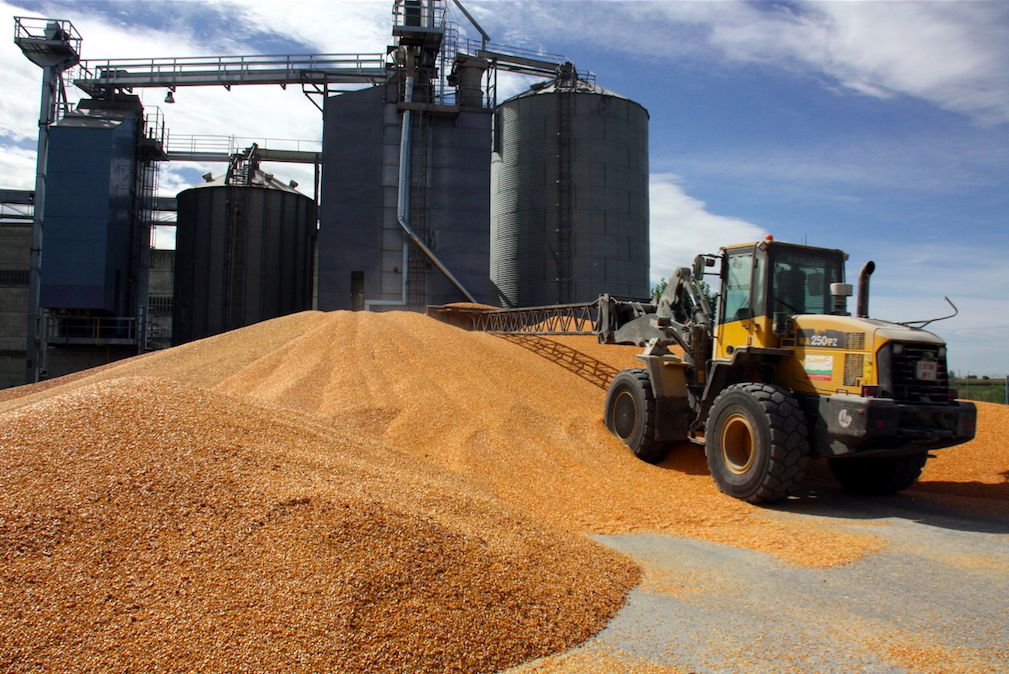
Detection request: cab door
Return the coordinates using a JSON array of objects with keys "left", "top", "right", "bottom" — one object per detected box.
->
[{"left": 714, "top": 247, "right": 768, "bottom": 358}]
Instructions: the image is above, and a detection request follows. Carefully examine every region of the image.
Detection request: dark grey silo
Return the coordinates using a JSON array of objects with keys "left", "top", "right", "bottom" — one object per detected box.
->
[
  {"left": 172, "top": 173, "right": 316, "bottom": 345},
  {"left": 491, "top": 81, "right": 650, "bottom": 307}
]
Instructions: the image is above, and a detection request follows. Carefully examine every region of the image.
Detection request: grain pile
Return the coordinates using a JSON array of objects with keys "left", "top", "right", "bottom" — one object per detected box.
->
[
  {"left": 906, "top": 400, "right": 1009, "bottom": 518},
  {"left": 2, "top": 312, "right": 890, "bottom": 569},
  {"left": 207, "top": 311, "right": 883, "bottom": 566},
  {"left": 3, "top": 309, "right": 1008, "bottom": 671},
  {"left": 917, "top": 401, "right": 1009, "bottom": 493},
  {"left": 0, "top": 377, "right": 638, "bottom": 672}
]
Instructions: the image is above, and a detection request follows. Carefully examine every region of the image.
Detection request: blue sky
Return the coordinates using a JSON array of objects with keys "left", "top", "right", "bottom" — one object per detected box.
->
[{"left": 2, "top": 0, "right": 1007, "bottom": 376}]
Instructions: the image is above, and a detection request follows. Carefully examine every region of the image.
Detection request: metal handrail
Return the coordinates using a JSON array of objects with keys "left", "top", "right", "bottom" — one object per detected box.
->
[
  {"left": 14, "top": 16, "right": 82, "bottom": 52},
  {"left": 72, "top": 52, "right": 386, "bottom": 78},
  {"left": 68, "top": 52, "right": 389, "bottom": 94},
  {"left": 45, "top": 315, "right": 138, "bottom": 345},
  {"left": 456, "top": 37, "right": 565, "bottom": 66}
]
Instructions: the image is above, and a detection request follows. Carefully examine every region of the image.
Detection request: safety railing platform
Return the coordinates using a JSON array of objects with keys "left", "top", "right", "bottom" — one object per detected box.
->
[
  {"left": 46, "top": 315, "right": 138, "bottom": 346},
  {"left": 69, "top": 52, "right": 389, "bottom": 94}
]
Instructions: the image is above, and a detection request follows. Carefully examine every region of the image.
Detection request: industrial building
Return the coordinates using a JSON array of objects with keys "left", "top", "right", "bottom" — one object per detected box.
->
[
  {"left": 0, "top": 197, "right": 32, "bottom": 389},
  {"left": 2, "top": 0, "right": 651, "bottom": 388},
  {"left": 316, "top": 13, "right": 496, "bottom": 312}
]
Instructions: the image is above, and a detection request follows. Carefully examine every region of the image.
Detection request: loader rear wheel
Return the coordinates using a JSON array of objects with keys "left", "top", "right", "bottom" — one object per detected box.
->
[
  {"left": 828, "top": 452, "right": 928, "bottom": 495},
  {"left": 604, "top": 368, "right": 670, "bottom": 464},
  {"left": 706, "top": 383, "right": 809, "bottom": 504}
]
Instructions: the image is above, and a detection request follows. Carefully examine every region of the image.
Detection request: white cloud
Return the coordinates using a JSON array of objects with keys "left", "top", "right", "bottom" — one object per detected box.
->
[
  {"left": 648, "top": 173, "right": 767, "bottom": 284},
  {"left": 210, "top": 0, "right": 390, "bottom": 54},
  {"left": 707, "top": 2, "right": 1009, "bottom": 126},
  {"left": 151, "top": 225, "right": 176, "bottom": 250},
  {"left": 473, "top": 1, "right": 1009, "bottom": 126},
  {"left": 0, "top": 144, "right": 37, "bottom": 190},
  {"left": 1, "top": 5, "right": 60, "bottom": 144}
]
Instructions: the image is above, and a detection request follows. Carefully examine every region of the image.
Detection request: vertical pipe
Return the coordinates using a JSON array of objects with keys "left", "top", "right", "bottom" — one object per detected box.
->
[
  {"left": 365, "top": 75, "right": 475, "bottom": 309},
  {"left": 25, "top": 63, "right": 60, "bottom": 384}
]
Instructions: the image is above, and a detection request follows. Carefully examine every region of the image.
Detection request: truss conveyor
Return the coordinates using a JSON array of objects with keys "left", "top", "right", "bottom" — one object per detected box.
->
[
  {"left": 427, "top": 295, "right": 656, "bottom": 342},
  {"left": 69, "top": 52, "right": 388, "bottom": 95}
]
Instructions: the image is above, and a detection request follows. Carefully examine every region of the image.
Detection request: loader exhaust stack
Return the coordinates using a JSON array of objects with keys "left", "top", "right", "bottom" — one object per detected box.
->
[{"left": 857, "top": 261, "right": 875, "bottom": 319}]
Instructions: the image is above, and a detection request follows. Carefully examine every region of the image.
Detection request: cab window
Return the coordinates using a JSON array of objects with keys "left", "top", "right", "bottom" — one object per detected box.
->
[
  {"left": 771, "top": 251, "right": 842, "bottom": 316},
  {"left": 721, "top": 252, "right": 753, "bottom": 323}
]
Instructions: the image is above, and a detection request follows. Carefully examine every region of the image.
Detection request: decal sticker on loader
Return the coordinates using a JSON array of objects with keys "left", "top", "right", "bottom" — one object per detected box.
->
[
  {"left": 799, "top": 329, "right": 847, "bottom": 349},
  {"left": 803, "top": 354, "right": 833, "bottom": 381}
]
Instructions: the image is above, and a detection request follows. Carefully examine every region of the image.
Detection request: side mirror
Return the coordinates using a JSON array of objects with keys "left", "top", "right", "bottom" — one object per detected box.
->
[
  {"left": 693, "top": 255, "right": 705, "bottom": 279},
  {"left": 693, "top": 254, "right": 716, "bottom": 279}
]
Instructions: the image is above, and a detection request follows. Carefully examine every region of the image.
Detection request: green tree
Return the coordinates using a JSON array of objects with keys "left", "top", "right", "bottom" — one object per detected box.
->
[{"left": 650, "top": 278, "right": 667, "bottom": 303}]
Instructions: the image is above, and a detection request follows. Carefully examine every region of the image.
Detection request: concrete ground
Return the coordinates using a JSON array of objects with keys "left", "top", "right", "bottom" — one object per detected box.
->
[{"left": 510, "top": 481, "right": 1009, "bottom": 674}]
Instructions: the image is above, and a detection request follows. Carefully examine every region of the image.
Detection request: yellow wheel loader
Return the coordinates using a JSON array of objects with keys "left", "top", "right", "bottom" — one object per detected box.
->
[
  {"left": 602, "top": 237, "right": 976, "bottom": 502},
  {"left": 430, "top": 237, "right": 977, "bottom": 503}
]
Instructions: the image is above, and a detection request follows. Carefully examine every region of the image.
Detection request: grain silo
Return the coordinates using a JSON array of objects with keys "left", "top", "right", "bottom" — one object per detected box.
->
[
  {"left": 172, "top": 149, "right": 316, "bottom": 345},
  {"left": 491, "top": 73, "right": 650, "bottom": 307}
]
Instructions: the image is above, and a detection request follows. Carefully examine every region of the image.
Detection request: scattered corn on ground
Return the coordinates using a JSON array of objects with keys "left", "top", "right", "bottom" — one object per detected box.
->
[{"left": 2, "top": 310, "right": 1007, "bottom": 671}]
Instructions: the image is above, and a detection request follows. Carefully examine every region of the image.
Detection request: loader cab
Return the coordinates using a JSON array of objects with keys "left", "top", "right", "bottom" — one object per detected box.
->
[{"left": 714, "top": 240, "right": 846, "bottom": 357}]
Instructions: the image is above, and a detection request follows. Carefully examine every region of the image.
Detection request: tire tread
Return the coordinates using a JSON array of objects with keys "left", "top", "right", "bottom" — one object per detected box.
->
[
  {"left": 606, "top": 368, "right": 670, "bottom": 464},
  {"left": 707, "top": 382, "right": 809, "bottom": 503}
]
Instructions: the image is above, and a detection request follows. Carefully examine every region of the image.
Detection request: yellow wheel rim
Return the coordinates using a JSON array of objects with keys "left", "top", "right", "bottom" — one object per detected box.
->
[{"left": 721, "top": 413, "right": 756, "bottom": 475}]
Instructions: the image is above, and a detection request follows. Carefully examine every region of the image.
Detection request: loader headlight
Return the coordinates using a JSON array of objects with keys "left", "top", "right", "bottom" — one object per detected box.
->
[
  {"left": 892, "top": 343, "right": 904, "bottom": 355},
  {"left": 938, "top": 346, "right": 947, "bottom": 358}
]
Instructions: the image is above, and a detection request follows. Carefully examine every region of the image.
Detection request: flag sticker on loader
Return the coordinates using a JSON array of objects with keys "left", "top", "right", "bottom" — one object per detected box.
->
[{"left": 804, "top": 355, "right": 833, "bottom": 381}]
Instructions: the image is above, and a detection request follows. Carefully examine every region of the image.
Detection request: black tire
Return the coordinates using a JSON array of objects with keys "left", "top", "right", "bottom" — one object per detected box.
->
[
  {"left": 705, "top": 383, "right": 809, "bottom": 504},
  {"left": 828, "top": 452, "right": 928, "bottom": 495},
  {"left": 604, "top": 368, "right": 670, "bottom": 464}
]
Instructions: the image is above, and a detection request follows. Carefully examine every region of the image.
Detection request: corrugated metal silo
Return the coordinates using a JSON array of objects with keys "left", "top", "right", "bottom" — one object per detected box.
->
[
  {"left": 491, "top": 79, "right": 650, "bottom": 307},
  {"left": 172, "top": 168, "right": 316, "bottom": 345}
]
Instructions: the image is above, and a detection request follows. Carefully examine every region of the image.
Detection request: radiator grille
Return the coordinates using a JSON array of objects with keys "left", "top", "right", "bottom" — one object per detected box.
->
[
  {"left": 845, "top": 332, "right": 866, "bottom": 350},
  {"left": 889, "top": 342, "right": 949, "bottom": 403},
  {"left": 844, "top": 353, "right": 864, "bottom": 386}
]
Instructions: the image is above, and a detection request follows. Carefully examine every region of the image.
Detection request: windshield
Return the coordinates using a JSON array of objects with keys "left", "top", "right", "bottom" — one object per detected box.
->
[{"left": 771, "top": 250, "right": 844, "bottom": 316}]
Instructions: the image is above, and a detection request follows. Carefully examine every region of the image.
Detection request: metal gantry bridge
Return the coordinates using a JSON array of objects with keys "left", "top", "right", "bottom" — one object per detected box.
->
[{"left": 67, "top": 52, "right": 389, "bottom": 111}]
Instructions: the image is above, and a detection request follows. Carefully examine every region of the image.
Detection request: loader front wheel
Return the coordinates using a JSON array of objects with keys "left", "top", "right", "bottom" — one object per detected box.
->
[
  {"left": 604, "top": 368, "right": 670, "bottom": 464},
  {"left": 706, "top": 383, "right": 809, "bottom": 504},
  {"left": 828, "top": 452, "right": 928, "bottom": 495}
]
